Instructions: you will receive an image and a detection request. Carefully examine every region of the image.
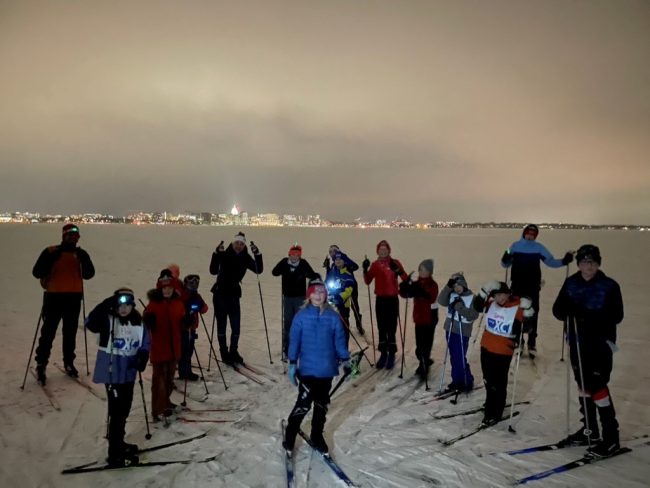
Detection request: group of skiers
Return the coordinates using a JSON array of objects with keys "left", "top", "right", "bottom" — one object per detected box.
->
[{"left": 29, "top": 223, "right": 624, "bottom": 465}]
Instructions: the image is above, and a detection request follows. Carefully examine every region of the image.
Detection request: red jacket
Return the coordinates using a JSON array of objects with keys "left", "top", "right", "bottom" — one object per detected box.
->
[
  {"left": 400, "top": 277, "right": 439, "bottom": 326},
  {"left": 364, "top": 257, "right": 408, "bottom": 297},
  {"left": 144, "top": 291, "right": 185, "bottom": 363}
]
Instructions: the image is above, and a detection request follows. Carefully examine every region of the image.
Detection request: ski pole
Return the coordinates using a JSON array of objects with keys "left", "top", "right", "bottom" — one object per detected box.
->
[
  {"left": 137, "top": 371, "right": 152, "bottom": 439},
  {"left": 20, "top": 306, "right": 44, "bottom": 390},
  {"left": 508, "top": 328, "right": 525, "bottom": 433},
  {"left": 207, "top": 313, "right": 216, "bottom": 372},
  {"left": 251, "top": 242, "right": 273, "bottom": 364},
  {"left": 181, "top": 329, "right": 190, "bottom": 407},
  {"left": 437, "top": 323, "right": 454, "bottom": 394},
  {"left": 192, "top": 335, "right": 209, "bottom": 396},
  {"left": 281, "top": 297, "right": 287, "bottom": 371},
  {"left": 571, "top": 315, "right": 592, "bottom": 448},
  {"left": 565, "top": 319, "right": 571, "bottom": 438},
  {"left": 81, "top": 278, "right": 90, "bottom": 376},
  {"left": 329, "top": 369, "right": 352, "bottom": 398},
  {"left": 336, "top": 309, "right": 373, "bottom": 368},
  {"left": 560, "top": 264, "right": 569, "bottom": 362},
  {"left": 199, "top": 314, "right": 228, "bottom": 390},
  {"left": 451, "top": 309, "right": 469, "bottom": 404},
  {"left": 398, "top": 298, "right": 408, "bottom": 379},
  {"left": 364, "top": 256, "right": 377, "bottom": 364}
]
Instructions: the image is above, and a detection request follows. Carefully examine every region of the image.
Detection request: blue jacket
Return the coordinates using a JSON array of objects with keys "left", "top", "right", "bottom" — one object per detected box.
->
[
  {"left": 288, "top": 304, "right": 350, "bottom": 378},
  {"left": 501, "top": 238, "right": 564, "bottom": 291},
  {"left": 325, "top": 267, "right": 356, "bottom": 310},
  {"left": 86, "top": 297, "right": 151, "bottom": 384}
]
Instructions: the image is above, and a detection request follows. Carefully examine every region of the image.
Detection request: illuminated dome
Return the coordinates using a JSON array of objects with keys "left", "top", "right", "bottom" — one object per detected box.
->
[{"left": 231, "top": 204, "right": 240, "bottom": 216}]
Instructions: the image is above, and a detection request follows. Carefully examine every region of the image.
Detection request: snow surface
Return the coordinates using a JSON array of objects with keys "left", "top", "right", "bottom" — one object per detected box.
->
[{"left": 1, "top": 224, "right": 649, "bottom": 487}]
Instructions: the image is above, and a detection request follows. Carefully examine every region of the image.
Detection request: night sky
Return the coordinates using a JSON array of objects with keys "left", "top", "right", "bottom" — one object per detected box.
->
[{"left": 1, "top": 1, "right": 648, "bottom": 223}]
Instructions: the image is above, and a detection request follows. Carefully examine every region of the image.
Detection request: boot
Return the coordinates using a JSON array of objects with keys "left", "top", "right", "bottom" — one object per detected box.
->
[
  {"left": 558, "top": 398, "right": 600, "bottom": 446},
  {"left": 64, "top": 362, "right": 79, "bottom": 378},
  {"left": 310, "top": 432, "right": 329, "bottom": 453},
  {"left": 588, "top": 400, "right": 620, "bottom": 458},
  {"left": 385, "top": 352, "right": 396, "bottom": 370},
  {"left": 230, "top": 349, "right": 244, "bottom": 365},
  {"left": 283, "top": 420, "right": 299, "bottom": 452},
  {"left": 36, "top": 364, "right": 47, "bottom": 385},
  {"left": 220, "top": 348, "right": 232, "bottom": 365},
  {"left": 376, "top": 351, "right": 388, "bottom": 369}
]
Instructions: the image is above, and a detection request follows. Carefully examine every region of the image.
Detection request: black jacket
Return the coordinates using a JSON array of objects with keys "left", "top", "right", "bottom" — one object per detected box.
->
[
  {"left": 209, "top": 244, "right": 263, "bottom": 297},
  {"left": 272, "top": 258, "right": 318, "bottom": 298}
]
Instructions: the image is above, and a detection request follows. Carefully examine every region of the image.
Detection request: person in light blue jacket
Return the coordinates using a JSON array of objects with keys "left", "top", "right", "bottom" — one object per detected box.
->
[
  {"left": 283, "top": 277, "right": 351, "bottom": 454},
  {"left": 86, "top": 287, "right": 150, "bottom": 467}
]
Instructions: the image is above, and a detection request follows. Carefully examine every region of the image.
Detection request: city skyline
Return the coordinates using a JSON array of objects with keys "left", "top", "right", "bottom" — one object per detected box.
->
[{"left": 1, "top": 1, "right": 649, "bottom": 224}]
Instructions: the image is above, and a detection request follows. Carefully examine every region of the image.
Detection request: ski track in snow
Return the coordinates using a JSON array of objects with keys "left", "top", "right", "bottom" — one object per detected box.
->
[{"left": 1, "top": 225, "right": 649, "bottom": 487}]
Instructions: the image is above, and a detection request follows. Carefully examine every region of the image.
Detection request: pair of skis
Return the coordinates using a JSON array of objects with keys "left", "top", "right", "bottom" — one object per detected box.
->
[
  {"left": 281, "top": 420, "right": 357, "bottom": 487},
  {"left": 61, "top": 432, "right": 215, "bottom": 474}
]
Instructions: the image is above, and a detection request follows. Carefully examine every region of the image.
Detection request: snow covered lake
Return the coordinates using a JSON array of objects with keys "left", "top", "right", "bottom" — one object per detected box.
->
[{"left": 1, "top": 224, "right": 648, "bottom": 487}]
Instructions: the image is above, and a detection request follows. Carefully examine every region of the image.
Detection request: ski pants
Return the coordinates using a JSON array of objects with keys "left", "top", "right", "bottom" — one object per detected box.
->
[
  {"left": 511, "top": 284, "right": 539, "bottom": 348},
  {"left": 282, "top": 296, "right": 304, "bottom": 358},
  {"left": 178, "top": 328, "right": 197, "bottom": 378},
  {"left": 375, "top": 296, "right": 399, "bottom": 354},
  {"left": 414, "top": 324, "right": 435, "bottom": 362},
  {"left": 285, "top": 376, "right": 333, "bottom": 447},
  {"left": 106, "top": 382, "right": 135, "bottom": 457},
  {"left": 35, "top": 292, "right": 82, "bottom": 366},
  {"left": 351, "top": 286, "right": 362, "bottom": 327},
  {"left": 448, "top": 331, "right": 474, "bottom": 390},
  {"left": 213, "top": 293, "right": 241, "bottom": 353},
  {"left": 151, "top": 360, "right": 176, "bottom": 418},
  {"left": 480, "top": 348, "right": 513, "bottom": 422}
]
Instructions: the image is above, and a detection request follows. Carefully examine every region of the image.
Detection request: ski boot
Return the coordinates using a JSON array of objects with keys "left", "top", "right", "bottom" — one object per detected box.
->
[
  {"left": 376, "top": 352, "right": 388, "bottom": 369},
  {"left": 385, "top": 353, "right": 396, "bottom": 370},
  {"left": 311, "top": 432, "right": 329, "bottom": 454},
  {"left": 230, "top": 350, "right": 245, "bottom": 365},
  {"left": 64, "top": 362, "right": 79, "bottom": 378},
  {"left": 36, "top": 364, "right": 47, "bottom": 385}
]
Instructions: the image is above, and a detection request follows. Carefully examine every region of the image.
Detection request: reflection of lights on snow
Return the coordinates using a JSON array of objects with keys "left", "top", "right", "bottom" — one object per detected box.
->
[{"left": 231, "top": 204, "right": 240, "bottom": 216}]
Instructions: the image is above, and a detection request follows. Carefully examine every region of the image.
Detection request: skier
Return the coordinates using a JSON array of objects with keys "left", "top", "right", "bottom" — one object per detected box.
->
[
  {"left": 32, "top": 223, "right": 95, "bottom": 383},
  {"left": 472, "top": 281, "right": 533, "bottom": 426},
  {"left": 552, "top": 244, "right": 624, "bottom": 458},
  {"left": 85, "top": 288, "right": 150, "bottom": 467},
  {"left": 500, "top": 223, "right": 573, "bottom": 357},
  {"left": 399, "top": 259, "right": 439, "bottom": 379},
  {"left": 324, "top": 244, "right": 364, "bottom": 335},
  {"left": 363, "top": 240, "right": 408, "bottom": 369},
  {"left": 272, "top": 244, "right": 317, "bottom": 360},
  {"left": 325, "top": 251, "right": 357, "bottom": 345},
  {"left": 283, "top": 277, "right": 351, "bottom": 454},
  {"left": 178, "top": 274, "right": 208, "bottom": 381},
  {"left": 209, "top": 232, "right": 263, "bottom": 365},
  {"left": 438, "top": 273, "right": 479, "bottom": 392},
  {"left": 143, "top": 273, "right": 185, "bottom": 422}
]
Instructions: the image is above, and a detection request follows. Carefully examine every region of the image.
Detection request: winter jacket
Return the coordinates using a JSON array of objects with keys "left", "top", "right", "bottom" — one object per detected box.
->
[
  {"left": 438, "top": 285, "right": 480, "bottom": 337},
  {"left": 32, "top": 243, "right": 94, "bottom": 293},
  {"left": 209, "top": 243, "right": 263, "bottom": 297},
  {"left": 552, "top": 270, "right": 623, "bottom": 346},
  {"left": 143, "top": 289, "right": 185, "bottom": 363},
  {"left": 325, "top": 267, "right": 356, "bottom": 310},
  {"left": 86, "top": 296, "right": 150, "bottom": 384},
  {"left": 399, "top": 277, "right": 439, "bottom": 326},
  {"left": 288, "top": 304, "right": 350, "bottom": 378},
  {"left": 363, "top": 257, "right": 408, "bottom": 297},
  {"left": 473, "top": 295, "right": 525, "bottom": 356},
  {"left": 272, "top": 258, "right": 317, "bottom": 297},
  {"left": 179, "top": 289, "right": 209, "bottom": 330},
  {"left": 501, "top": 239, "right": 564, "bottom": 293}
]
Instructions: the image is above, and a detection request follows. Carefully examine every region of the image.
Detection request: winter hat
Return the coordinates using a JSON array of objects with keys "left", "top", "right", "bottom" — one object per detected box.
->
[
  {"left": 156, "top": 274, "right": 174, "bottom": 289},
  {"left": 183, "top": 274, "right": 200, "bottom": 290},
  {"left": 522, "top": 224, "right": 539, "bottom": 239},
  {"left": 62, "top": 223, "right": 80, "bottom": 236},
  {"left": 288, "top": 244, "right": 302, "bottom": 257},
  {"left": 114, "top": 287, "right": 136, "bottom": 306},
  {"left": 167, "top": 263, "right": 180, "bottom": 279},
  {"left": 576, "top": 244, "right": 601, "bottom": 265},
  {"left": 233, "top": 232, "right": 246, "bottom": 244},
  {"left": 493, "top": 281, "right": 511, "bottom": 295},
  {"left": 306, "top": 276, "right": 328, "bottom": 299},
  {"left": 333, "top": 251, "right": 344, "bottom": 261},
  {"left": 419, "top": 259, "right": 434, "bottom": 275},
  {"left": 376, "top": 240, "right": 391, "bottom": 254}
]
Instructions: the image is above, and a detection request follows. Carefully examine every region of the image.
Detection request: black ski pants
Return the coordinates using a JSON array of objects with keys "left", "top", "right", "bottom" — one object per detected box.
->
[
  {"left": 213, "top": 293, "right": 241, "bottom": 353},
  {"left": 414, "top": 324, "right": 435, "bottom": 362},
  {"left": 105, "top": 382, "right": 135, "bottom": 458},
  {"left": 480, "top": 348, "right": 513, "bottom": 422},
  {"left": 375, "top": 296, "right": 399, "bottom": 354},
  {"left": 285, "top": 376, "right": 333, "bottom": 448},
  {"left": 35, "top": 292, "right": 82, "bottom": 366}
]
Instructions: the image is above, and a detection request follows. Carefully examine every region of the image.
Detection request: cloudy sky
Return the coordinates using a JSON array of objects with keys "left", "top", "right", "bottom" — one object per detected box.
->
[{"left": 1, "top": 0, "right": 648, "bottom": 224}]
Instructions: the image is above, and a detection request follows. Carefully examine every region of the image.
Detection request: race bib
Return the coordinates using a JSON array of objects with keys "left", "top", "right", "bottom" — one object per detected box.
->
[
  {"left": 98, "top": 323, "right": 144, "bottom": 357},
  {"left": 485, "top": 303, "right": 518, "bottom": 338}
]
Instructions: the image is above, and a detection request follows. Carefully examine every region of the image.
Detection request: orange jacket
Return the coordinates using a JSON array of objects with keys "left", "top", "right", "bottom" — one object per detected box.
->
[{"left": 480, "top": 296, "right": 524, "bottom": 356}]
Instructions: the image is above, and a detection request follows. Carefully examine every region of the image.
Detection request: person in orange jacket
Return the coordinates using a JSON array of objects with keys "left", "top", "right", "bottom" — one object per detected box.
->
[
  {"left": 143, "top": 273, "right": 185, "bottom": 422},
  {"left": 363, "top": 240, "right": 408, "bottom": 369}
]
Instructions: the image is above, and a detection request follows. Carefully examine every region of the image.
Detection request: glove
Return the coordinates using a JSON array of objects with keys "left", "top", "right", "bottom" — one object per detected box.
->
[
  {"left": 453, "top": 299, "right": 464, "bottom": 312},
  {"left": 342, "top": 360, "right": 352, "bottom": 376},
  {"left": 288, "top": 363, "right": 298, "bottom": 386},
  {"left": 479, "top": 280, "right": 501, "bottom": 299},
  {"left": 75, "top": 247, "right": 91, "bottom": 263},
  {"left": 362, "top": 258, "right": 371, "bottom": 273},
  {"left": 322, "top": 257, "right": 330, "bottom": 269},
  {"left": 519, "top": 297, "right": 535, "bottom": 318},
  {"left": 389, "top": 259, "right": 400, "bottom": 274},
  {"left": 501, "top": 249, "right": 513, "bottom": 265},
  {"left": 561, "top": 251, "right": 574, "bottom": 266},
  {"left": 188, "top": 301, "right": 201, "bottom": 313},
  {"left": 136, "top": 350, "right": 149, "bottom": 372},
  {"left": 409, "top": 271, "right": 418, "bottom": 283},
  {"left": 446, "top": 278, "right": 456, "bottom": 288},
  {"left": 216, "top": 240, "right": 225, "bottom": 253},
  {"left": 250, "top": 241, "right": 260, "bottom": 255}
]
